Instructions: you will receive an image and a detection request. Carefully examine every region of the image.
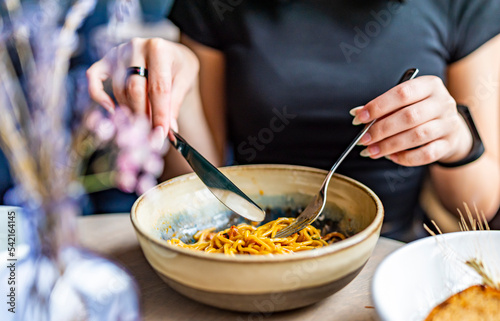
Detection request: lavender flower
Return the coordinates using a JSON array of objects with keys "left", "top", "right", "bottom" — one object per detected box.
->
[
  {"left": 82, "top": 106, "right": 167, "bottom": 195},
  {"left": 117, "top": 170, "right": 138, "bottom": 194},
  {"left": 0, "top": 1, "right": 156, "bottom": 320},
  {"left": 0, "top": 0, "right": 168, "bottom": 250},
  {"left": 143, "top": 154, "right": 165, "bottom": 177},
  {"left": 136, "top": 173, "right": 158, "bottom": 195}
]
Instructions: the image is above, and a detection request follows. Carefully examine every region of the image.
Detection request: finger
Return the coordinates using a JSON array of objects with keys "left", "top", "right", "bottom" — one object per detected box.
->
[
  {"left": 170, "top": 74, "right": 193, "bottom": 120},
  {"left": 359, "top": 99, "right": 443, "bottom": 145},
  {"left": 386, "top": 139, "right": 451, "bottom": 167},
  {"left": 87, "top": 56, "right": 115, "bottom": 113},
  {"left": 360, "top": 119, "right": 448, "bottom": 159},
  {"left": 353, "top": 76, "right": 443, "bottom": 124},
  {"left": 151, "top": 125, "right": 166, "bottom": 152},
  {"left": 170, "top": 118, "right": 179, "bottom": 132},
  {"left": 111, "top": 43, "right": 131, "bottom": 108},
  {"left": 124, "top": 44, "right": 148, "bottom": 114},
  {"left": 112, "top": 73, "right": 128, "bottom": 108},
  {"left": 349, "top": 106, "right": 364, "bottom": 116},
  {"left": 169, "top": 48, "right": 198, "bottom": 119},
  {"left": 125, "top": 75, "right": 148, "bottom": 113},
  {"left": 167, "top": 119, "right": 177, "bottom": 142},
  {"left": 146, "top": 40, "right": 173, "bottom": 136}
]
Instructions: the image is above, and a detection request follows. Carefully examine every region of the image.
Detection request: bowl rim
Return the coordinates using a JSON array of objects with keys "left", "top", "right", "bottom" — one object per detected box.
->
[
  {"left": 372, "top": 230, "right": 500, "bottom": 321},
  {"left": 130, "top": 164, "right": 384, "bottom": 263}
]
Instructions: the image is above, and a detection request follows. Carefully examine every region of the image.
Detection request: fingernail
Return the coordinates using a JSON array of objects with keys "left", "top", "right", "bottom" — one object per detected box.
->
[
  {"left": 352, "top": 109, "right": 369, "bottom": 125},
  {"left": 357, "top": 132, "right": 371, "bottom": 145},
  {"left": 360, "top": 146, "right": 380, "bottom": 158},
  {"left": 102, "top": 101, "right": 115, "bottom": 114},
  {"left": 358, "top": 110, "right": 370, "bottom": 122},
  {"left": 349, "top": 106, "right": 364, "bottom": 116},
  {"left": 385, "top": 154, "right": 398, "bottom": 162},
  {"left": 152, "top": 126, "right": 165, "bottom": 151},
  {"left": 352, "top": 117, "right": 362, "bottom": 126},
  {"left": 370, "top": 145, "right": 380, "bottom": 156}
]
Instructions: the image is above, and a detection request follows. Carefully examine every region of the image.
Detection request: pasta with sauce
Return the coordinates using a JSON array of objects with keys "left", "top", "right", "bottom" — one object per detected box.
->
[{"left": 167, "top": 217, "right": 346, "bottom": 255}]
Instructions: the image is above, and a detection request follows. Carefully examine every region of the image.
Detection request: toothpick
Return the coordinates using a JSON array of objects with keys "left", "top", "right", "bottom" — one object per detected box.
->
[
  {"left": 458, "top": 208, "right": 468, "bottom": 231},
  {"left": 482, "top": 211, "right": 490, "bottom": 231},
  {"left": 464, "top": 203, "right": 477, "bottom": 231},
  {"left": 474, "top": 203, "right": 485, "bottom": 231},
  {"left": 466, "top": 258, "right": 500, "bottom": 291},
  {"left": 423, "top": 223, "right": 437, "bottom": 237},
  {"left": 425, "top": 204, "right": 499, "bottom": 291},
  {"left": 431, "top": 220, "right": 443, "bottom": 235}
]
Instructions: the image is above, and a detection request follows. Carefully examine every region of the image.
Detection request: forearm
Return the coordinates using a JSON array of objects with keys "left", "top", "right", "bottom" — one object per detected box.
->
[
  {"left": 430, "top": 155, "right": 500, "bottom": 220},
  {"left": 430, "top": 34, "right": 500, "bottom": 221}
]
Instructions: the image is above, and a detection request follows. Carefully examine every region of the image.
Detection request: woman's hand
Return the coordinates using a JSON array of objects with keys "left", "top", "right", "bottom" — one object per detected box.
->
[
  {"left": 86, "top": 37, "right": 199, "bottom": 144},
  {"left": 350, "top": 76, "right": 473, "bottom": 166}
]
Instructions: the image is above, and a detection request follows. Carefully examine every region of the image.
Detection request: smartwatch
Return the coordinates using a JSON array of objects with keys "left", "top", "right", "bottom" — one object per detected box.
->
[{"left": 436, "top": 104, "right": 485, "bottom": 168}]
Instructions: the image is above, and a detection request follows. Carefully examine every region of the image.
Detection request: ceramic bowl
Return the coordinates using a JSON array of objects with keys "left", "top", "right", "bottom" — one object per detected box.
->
[
  {"left": 372, "top": 231, "right": 500, "bottom": 321},
  {"left": 131, "top": 164, "right": 384, "bottom": 312}
]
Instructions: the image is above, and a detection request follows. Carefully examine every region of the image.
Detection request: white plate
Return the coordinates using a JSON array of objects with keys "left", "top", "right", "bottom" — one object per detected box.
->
[{"left": 372, "top": 231, "right": 500, "bottom": 321}]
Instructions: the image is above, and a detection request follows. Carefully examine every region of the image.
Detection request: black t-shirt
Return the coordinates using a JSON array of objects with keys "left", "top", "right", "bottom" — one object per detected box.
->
[{"left": 168, "top": 0, "right": 500, "bottom": 241}]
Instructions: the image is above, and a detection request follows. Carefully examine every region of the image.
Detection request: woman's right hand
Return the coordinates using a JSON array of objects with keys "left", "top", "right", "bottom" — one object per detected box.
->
[{"left": 86, "top": 37, "right": 199, "bottom": 143}]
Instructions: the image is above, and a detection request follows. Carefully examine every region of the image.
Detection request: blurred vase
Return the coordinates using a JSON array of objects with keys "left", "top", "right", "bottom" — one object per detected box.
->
[{"left": 0, "top": 201, "right": 140, "bottom": 321}]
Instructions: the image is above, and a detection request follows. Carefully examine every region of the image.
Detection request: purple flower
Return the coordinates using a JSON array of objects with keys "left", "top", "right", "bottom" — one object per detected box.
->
[
  {"left": 80, "top": 106, "right": 167, "bottom": 195},
  {"left": 95, "top": 118, "right": 115, "bottom": 142},
  {"left": 143, "top": 154, "right": 164, "bottom": 177},
  {"left": 115, "top": 118, "right": 149, "bottom": 149},
  {"left": 136, "top": 173, "right": 157, "bottom": 195},
  {"left": 116, "top": 170, "right": 137, "bottom": 194},
  {"left": 85, "top": 109, "right": 103, "bottom": 132},
  {"left": 116, "top": 150, "right": 141, "bottom": 174}
]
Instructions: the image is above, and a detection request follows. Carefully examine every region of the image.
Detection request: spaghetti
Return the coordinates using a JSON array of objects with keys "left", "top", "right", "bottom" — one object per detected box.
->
[{"left": 167, "top": 217, "right": 346, "bottom": 255}]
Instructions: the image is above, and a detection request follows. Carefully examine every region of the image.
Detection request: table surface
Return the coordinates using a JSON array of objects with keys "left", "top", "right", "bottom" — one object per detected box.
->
[{"left": 78, "top": 213, "right": 404, "bottom": 321}]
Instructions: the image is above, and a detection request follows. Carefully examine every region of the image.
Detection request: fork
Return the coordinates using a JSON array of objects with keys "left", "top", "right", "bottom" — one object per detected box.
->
[{"left": 274, "top": 68, "right": 419, "bottom": 238}]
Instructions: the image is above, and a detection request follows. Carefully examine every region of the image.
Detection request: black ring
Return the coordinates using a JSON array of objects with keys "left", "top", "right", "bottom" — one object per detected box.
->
[{"left": 126, "top": 66, "right": 148, "bottom": 78}]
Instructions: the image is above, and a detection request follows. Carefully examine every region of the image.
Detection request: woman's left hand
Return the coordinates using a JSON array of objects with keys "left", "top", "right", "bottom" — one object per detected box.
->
[{"left": 351, "top": 76, "right": 473, "bottom": 166}]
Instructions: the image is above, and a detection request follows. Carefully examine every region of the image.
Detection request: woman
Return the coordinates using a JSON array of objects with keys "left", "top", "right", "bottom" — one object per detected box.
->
[{"left": 87, "top": 0, "right": 500, "bottom": 241}]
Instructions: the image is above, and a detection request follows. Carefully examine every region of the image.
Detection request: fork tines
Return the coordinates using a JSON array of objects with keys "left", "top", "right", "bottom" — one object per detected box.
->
[{"left": 275, "top": 218, "right": 313, "bottom": 238}]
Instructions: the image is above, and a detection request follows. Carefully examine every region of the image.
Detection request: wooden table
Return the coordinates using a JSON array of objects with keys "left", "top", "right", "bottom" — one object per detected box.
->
[{"left": 78, "top": 213, "right": 403, "bottom": 321}]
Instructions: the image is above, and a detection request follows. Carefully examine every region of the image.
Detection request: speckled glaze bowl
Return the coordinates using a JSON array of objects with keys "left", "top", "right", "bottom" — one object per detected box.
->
[{"left": 131, "top": 164, "right": 384, "bottom": 312}]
